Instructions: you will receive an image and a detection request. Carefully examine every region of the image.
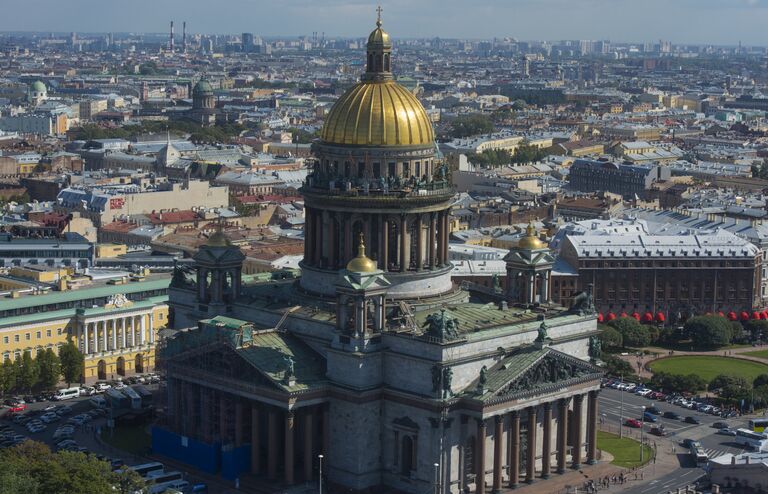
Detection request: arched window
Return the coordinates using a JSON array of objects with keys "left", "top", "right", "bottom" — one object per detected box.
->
[
  {"left": 384, "top": 54, "right": 390, "bottom": 71},
  {"left": 400, "top": 435, "right": 415, "bottom": 476},
  {"left": 368, "top": 54, "right": 374, "bottom": 71}
]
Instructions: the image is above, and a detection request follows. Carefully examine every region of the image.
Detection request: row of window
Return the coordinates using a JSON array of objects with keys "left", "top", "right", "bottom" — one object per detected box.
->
[
  {"left": 2, "top": 327, "right": 65, "bottom": 345},
  {"left": 0, "top": 288, "right": 168, "bottom": 319},
  {"left": 3, "top": 343, "right": 63, "bottom": 362}
]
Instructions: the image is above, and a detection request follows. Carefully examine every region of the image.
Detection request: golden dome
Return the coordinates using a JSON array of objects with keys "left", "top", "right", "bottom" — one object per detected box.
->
[
  {"left": 346, "top": 234, "right": 378, "bottom": 273},
  {"left": 321, "top": 80, "right": 435, "bottom": 147},
  {"left": 206, "top": 229, "right": 232, "bottom": 247},
  {"left": 368, "top": 25, "right": 391, "bottom": 46},
  {"left": 516, "top": 222, "right": 546, "bottom": 250}
]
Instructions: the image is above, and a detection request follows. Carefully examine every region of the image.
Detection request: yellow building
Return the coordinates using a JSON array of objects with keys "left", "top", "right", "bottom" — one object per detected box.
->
[
  {"left": 96, "top": 243, "right": 128, "bottom": 258},
  {"left": 0, "top": 274, "right": 170, "bottom": 382}
]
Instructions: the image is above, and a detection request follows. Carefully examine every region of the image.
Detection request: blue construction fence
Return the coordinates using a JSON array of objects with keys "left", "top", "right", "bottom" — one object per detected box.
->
[{"left": 151, "top": 426, "right": 250, "bottom": 480}]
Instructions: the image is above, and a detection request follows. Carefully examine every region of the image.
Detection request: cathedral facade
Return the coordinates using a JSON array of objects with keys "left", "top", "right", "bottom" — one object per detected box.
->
[{"left": 160, "top": 17, "right": 602, "bottom": 494}]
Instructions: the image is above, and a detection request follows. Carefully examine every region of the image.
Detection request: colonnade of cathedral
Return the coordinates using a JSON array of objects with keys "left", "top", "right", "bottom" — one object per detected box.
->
[
  {"left": 467, "top": 390, "right": 599, "bottom": 492},
  {"left": 303, "top": 207, "right": 451, "bottom": 272}
]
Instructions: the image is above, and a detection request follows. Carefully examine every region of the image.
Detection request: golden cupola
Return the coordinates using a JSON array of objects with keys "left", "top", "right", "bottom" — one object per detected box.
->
[
  {"left": 319, "top": 12, "right": 435, "bottom": 147},
  {"left": 516, "top": 222, "right": 546, "bottom": 250},
  {"left": 346, "top": 234, "right": 378, "bottom": 273}
]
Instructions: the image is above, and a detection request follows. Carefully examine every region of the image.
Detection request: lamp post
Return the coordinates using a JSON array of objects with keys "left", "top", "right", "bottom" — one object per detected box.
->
[
  {"left": 640, "top": 406, "right": 645, "bottom": 463},
  {"left": 433, "top": 462, "right": 440, "bottom": 494},
  {"left": 619, "top": 374, "right": 624, "bottom": 438},
  {"left": 318, "top": 454, "right": 324, "bottom": 494}
]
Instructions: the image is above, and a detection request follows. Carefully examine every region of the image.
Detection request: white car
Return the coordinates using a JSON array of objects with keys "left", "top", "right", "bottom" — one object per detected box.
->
[
  {"left": 94, "top": 383, "right": 111, "bottom": 392},
  {"left": 113, "top": 382, "right": 127, "bottom": 390},
  {"left": 636, "top": 389, "right": 652, "bottom": 397},
  {"left": 40, "top": 413, "right": 59, "bottom": 423}
]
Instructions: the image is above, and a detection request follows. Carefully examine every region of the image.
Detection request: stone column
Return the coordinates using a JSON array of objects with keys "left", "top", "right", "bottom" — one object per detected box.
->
[
  {"left": 399, "top": 214, "right": 407, "bottom": 272},
  {"left": 476, "top": 418, "right": 486, "bottom": 494},
  {"left": 343, "top": 215, "right": 352, "bottom": 263},
  {"left": 251, "top": 405, "right": 260, "bottom": 474},
  {"left": 329, "top": 213, "right": 337, "bottom": 269},
  {"left": 84, "top": 322, "right": 89, "bottom": 354},
  {"left": 140, "top": 315, "right": 147, "bottom": 346},
  {"left": 526, "top": 407, "right": 536, "bottom": 484},
  {"left": 587, "top": 391, "right": 599, "bottom": 465},
  {"left": 416, "top": 215, "right": 423, "bottom": 271},
  {"left": 314, "top": 210, "right": 323, "bottom": 266},
  {"left": 267, "top": 409, "right": 278, "bottom": 479},
  {"left": 572, "top": 395, "right": 583, "bottom": 469},
  {"left": 436, "top": 211, "right": 444, "bottom": 266},
  {"left": 508, "top": 411, "right": 520, "bottom": 489},
  {"left": 556, "top": 398, "right": 568, "bottom": 474},
  {"left": 429, "top": 212, "right": 437, "bottom": 269},
  {"left": 149, "top": 314, "right": 154, "bottom": 344},
  {"left": 129, "top": 316, "right": 134, "bottom": 347},
  {"left": 322, "top": 405, "right": 330, "bottom": 456},
  {"left": 542, "top": 403, "right": 552, "bottom": 478},
  {"left": 121, "top": 318, "right": 127, "bottom": 348},
  {"left": 492, "top": 416, "right": 503, "bottom": 494},
  {"left": 219, "top": 395, "right": 228, "bottom": 443},
  {"left": 285, "top": 411, "right": 295, "bottom": 485},
  {"left": 304, "top": 410, "right": 313, "bottom": 482},
  {"left": 235, "top": 401, "right": 244, "bottom": 447},
  {"left": 381, "top": 218, "right": 389, "bottom": 270},
  {"left": 109, "top": 320, "right": 116, "bottom": 350}
]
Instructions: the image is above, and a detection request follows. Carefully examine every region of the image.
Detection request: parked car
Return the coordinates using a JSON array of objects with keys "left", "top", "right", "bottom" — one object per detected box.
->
[
  {"left": 40, "top": 412, "right": 59, "bottom": 424},
  {"left": 8, "top": 403, "right": 26, "bottom": 413},
  {"left": 642, "top": 412, "right": 658, "bottom": 422},
  {"left": 625, "top": 419, "right": 643, "bottom": 428},
  {"left": 649, "top": 426, "right": 667, "bottom": 436},
  {"left": 712, "top": 421, "right": 729, "bottom": 429},
  {"left": 646, "top": 406, "right": 661, "bottom": 415},
  {"left": 717, "top": 428, "right": 737, "bottom": 436},
  {"left": 684, "top": 416, "right": 701, "bottom": 424},
  {"left": 663, "top": 411, "right": 681, "bottom": 420}
]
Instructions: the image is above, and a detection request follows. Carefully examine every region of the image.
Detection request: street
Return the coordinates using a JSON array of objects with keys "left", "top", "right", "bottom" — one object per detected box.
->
[{"left": 599, "top": 388, "right": 752, "bottom": 493}]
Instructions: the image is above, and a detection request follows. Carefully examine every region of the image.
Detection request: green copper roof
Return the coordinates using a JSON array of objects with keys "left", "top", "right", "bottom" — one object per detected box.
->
[{"left": 0, "top": 277, "right": 170, "bottom": 313}]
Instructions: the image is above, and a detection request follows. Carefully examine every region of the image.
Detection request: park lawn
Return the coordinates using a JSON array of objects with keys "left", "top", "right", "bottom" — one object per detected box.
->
[
  {"left": 597, "top": 431, "right": 652, "bottom": 468},
  {"left": 744, "top": 349, "right": 768, "bottom": 360},
  {"left": 100, "top": 423, "right": 151, "bottom": 455},
  {"left": 649, "top": 356, "right": 768, "bottom": 383}
]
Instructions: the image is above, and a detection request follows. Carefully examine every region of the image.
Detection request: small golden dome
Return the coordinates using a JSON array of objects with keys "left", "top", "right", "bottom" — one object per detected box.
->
[
  {"left": 206, "top": 229, "right": 232, "bottom": 247},
  {"left": 516, "top": 222, "right": 546, "bottom": 250},
  {"left": 346, "top": 234, "right": 378, "bottom": 273},
  {"left": 368, "top": 7, "right": 391, "bottom": 46},
  {"left": 320, "top": 80, "right": 434, "bottom": 147}
]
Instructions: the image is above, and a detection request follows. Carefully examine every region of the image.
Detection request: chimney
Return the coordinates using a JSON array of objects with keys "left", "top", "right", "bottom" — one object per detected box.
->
[
  {"left": 169, "top": 21, "right": 175, "bottom": 52},
  {"left": 182, "top": 21, "right": 187, "bottom": 52}
]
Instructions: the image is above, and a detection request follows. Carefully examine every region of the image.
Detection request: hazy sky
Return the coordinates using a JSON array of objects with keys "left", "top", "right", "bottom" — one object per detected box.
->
[{"left": 2, "top": 0, "right": 767, "bottom": 45}]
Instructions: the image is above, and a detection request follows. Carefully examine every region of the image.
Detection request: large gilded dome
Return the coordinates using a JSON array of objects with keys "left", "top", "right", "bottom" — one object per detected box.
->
[
  {"left": 319, "top": 15, "right": 434, "bottom": 148},
  {"left": 321, "top": 81, "right": 434, "bottom": 147}
]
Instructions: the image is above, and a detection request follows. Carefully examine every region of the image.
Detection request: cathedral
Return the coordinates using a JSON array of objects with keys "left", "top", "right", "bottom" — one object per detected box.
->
[{"left": 159, "top": 16, "right": 603, "bottom": 494}]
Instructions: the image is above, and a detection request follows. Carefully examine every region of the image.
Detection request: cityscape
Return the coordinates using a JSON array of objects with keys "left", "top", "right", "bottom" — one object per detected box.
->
[{"left": 0, "top": 1, "right": 768, "bottom": 493}]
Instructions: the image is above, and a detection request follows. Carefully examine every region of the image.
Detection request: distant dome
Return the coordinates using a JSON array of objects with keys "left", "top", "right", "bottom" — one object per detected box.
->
[
  {"left": 193, "top": 79, "right": 213, "bottom": 97},
  {"left": 516, "top": 223, "right": 546, "bottom": 250},
  {"left": 30, "top": 80, "right": 46, "bottom": 93},
  {"left": 346, "top": 235, "right": 378, "bottom": 273}
]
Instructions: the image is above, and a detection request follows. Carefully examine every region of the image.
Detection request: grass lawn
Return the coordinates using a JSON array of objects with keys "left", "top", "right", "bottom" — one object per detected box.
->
[
  {"left": 649, "top": 356, "right": 768, "bottom": 383},
  {"left": 100, "top": 423, "right": 151, "bottom": 455},
  {"left": 597, "top": 431, "right": 653, "bottom": 468},
  {"left": 744, "top": 349, "right": 768, "bottom": 360}
]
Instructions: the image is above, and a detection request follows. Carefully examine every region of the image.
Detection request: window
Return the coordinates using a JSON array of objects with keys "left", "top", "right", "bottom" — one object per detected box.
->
[
  {"left": 26, "top": 333, "right": 30, "bottom": 341},
  {"left": 46, "top": 329, "right": 52, "bottom": 338},
  {"left": 14, "top": 334, "right": 19, "bottom": 342},
  {"left": 36, "top": 331, "right": 41, "bottom": 339},
  {"left": 57, "top": 328, "right": 63, "bottom": 335},
  {"left": 2, "top": 336, "right": 7, "bottom": 344}
]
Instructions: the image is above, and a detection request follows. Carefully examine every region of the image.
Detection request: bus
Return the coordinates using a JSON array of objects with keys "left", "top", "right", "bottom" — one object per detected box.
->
[
  {"left": 749, "top": 418, "right": 768, "bottom": 433},
  {"left": 127, "top": 462, "right": 164, "bottom": 477},
  {"left": 146, "top": 471, "right": 185, "bottom": 494},
  {"left": 735, "top": 428, "right": 768, "bottom": 451},
  {"left": 690, "top": 442, "right": 708, "bottom": 465}
]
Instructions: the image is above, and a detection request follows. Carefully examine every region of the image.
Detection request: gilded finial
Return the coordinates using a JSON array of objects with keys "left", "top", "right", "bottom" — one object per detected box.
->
[
  {"left": 346, "top": 232, "right": 377, "bottom": 272},
  {"left": 526, "top": 220, "right": 536, "bottom": 237},
  {"left": 358, "top": 232, "right": 366, "bottom": 256},
  {"left": 376, "top": 5, "right": 383, "bottom": 27}
]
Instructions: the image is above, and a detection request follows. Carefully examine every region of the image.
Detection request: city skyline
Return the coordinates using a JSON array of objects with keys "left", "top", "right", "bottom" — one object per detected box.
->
[{"left": 1, "top": 0, "right": 767, "bottom": 46}]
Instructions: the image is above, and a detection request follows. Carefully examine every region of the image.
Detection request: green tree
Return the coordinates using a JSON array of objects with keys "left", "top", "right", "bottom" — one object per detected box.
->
[
  {"left": 602, "top": 354, "right": 636, "bottom": 379},
  {"left": 0, "top": 441, "right": 145, "bottom": 494},
  {"left": 753, "top": 374, "right": 768, "bottom": 388},
  {"left": 448, "top": 114, "right": 494, "bottom": 138},
  {"left": 36, "top": 349, "right": 61, "bottom": 391},
  {"left": 744, "top": 319, "right": 768, "bottom": 340},
  {"left": 684, "top": 316, "right": 732, "bottom": 348},
  {"left": 59, "top": 341, "right": 84, "bottom": 387},
  {"left": 598, "top": 325, "right": 623, "bottom": 351},
  {"left": 709, "top": 374, "right": 749, "bottom": 402},
  {"left": 609, "top": 317, "right": 651, "bottom": 348},
  {"left": 0, "top": 359, "right": 17, "bottom": 395},
  {"left": 16, "top": 351, "right": 38, "bottom": 393},
  {"left": 649, "top": 372, "right": 708, "bottom": 394}
]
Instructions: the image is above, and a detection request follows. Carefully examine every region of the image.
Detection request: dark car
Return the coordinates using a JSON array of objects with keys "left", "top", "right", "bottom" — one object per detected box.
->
[
  {"left": 681, "top": 438, "right": 696, "bottom": 448},
  {"left": 684, "top": 416, "right": 701, "bottom": 424},
  {"left": 712, "top": 421, "right": 729, "bottom": 429},
  {"left": 663, "top": 411, "right": 681, "bottom": 420},
  {"left": 646, "top": 406, "right": 661, "bottom": 415},
  {"left": 642, "top": 412, "right": 658, "bottom": 422},
  {"left": 649, "top": 426, "right": 667, "bottom": 436}
]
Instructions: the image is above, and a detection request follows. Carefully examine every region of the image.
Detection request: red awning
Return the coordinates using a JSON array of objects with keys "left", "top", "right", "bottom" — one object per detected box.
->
[
  {"left": 643, "top": 312, "right": 654, "bottom": 322},
  {"left": 717, "top": 311, "right": 725, "bottom": 318},
  {"left": 620, "top": 312, "right": 628, "bottom": 318},
  {"left": 597, "top": 313, "right": 604, "bottom": 323},
  {"left": 728, "top": 311, "right": 738, "bottom": 321},
  {"left": 607, "top": 312, "right": 617, "bottom": 322},
  {"left": 656, "top": 312, "right": 665, "bottom": 322},
  {"left": 753, "top": 311, "right": 762, "bottom": 320},
  {"left": 631, "top": 312, "right": 641, "bottom": 321},
  {"left": 741, "top": 311, "right": 750, "bottom": 321}
]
